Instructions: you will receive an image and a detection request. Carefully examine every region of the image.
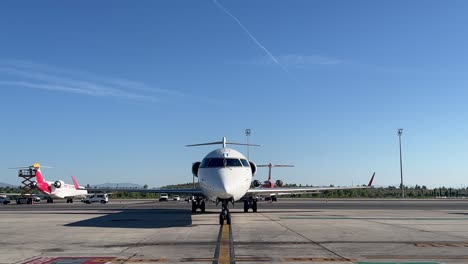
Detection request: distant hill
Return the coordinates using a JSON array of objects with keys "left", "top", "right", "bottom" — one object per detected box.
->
[
  {"left": 0, "top": 182, "right": 17, "bottom": 188},
  {"left": 91, "top": 183, "right": 144, "bottom": 188}
]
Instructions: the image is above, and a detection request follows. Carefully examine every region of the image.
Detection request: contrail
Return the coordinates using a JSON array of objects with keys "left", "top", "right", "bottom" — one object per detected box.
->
[{"left": 213, "top": 0, "right": 302, "bottom": 86}]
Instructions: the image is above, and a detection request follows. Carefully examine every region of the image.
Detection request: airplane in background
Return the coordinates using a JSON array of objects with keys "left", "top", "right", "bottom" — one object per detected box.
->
[
  {"left": 12, "top": 163, "right": 88, "bottom": 203},
  {"left": 85, "top": 137, "right": 375, "bottom": 225},
  {"left": 253, "top": 163, "right": 294, "bottom": 201},
  {"left": 253, "top": 163, "right": 294, "bottom": 189}
]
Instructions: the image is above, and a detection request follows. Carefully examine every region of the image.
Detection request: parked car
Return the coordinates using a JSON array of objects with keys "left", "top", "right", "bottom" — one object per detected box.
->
[
  {"left": 0, "top": 196, "right": 10, "bottom": 205},
  {"left": 159, "top": 193, "right": 169, "bottom": 202},
  {"left": 82, "top": 194, "right": 109, "bottom": 204},
  {"left": 173, "top": 195, "right": 180, "bottom": 201}
]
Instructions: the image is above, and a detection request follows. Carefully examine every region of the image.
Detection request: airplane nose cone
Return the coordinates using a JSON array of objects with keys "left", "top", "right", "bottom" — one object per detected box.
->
[
  {"left": 217, "top": 170, "right": 237, "bottom": 199},
  {"left": 220, "top": 181, "right": 234, "bottom": 198}
]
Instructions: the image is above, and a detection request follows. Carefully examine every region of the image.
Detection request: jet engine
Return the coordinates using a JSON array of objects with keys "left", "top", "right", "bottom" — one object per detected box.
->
[
  {"left": 191, "top": 162, "right": 201, "bottom": 177},
  {"left": 275, "top": 180, "right": 284, "bottom": 187},
  {"left": 252, "top": 180, "right": 261, "bottom": 188},
  {"left": 249, "top": 161, "right": 257, "bottom": 175},
  {"left": 30, "top": 181, "right": 38, "bottom": 188},
  {"left": 53, "top": 180, "right": 64, "bottom": 188}
]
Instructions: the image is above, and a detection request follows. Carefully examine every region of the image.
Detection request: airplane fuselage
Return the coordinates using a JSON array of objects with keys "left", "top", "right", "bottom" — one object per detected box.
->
[
  {"left": 196, "top": 148, "right": 253, "bottom": 201},
  {"left": 40, "top": 181, "right": 88, "bottom": 199}
]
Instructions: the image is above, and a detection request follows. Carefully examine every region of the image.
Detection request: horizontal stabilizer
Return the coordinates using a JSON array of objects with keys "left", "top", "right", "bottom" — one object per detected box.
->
[
  {"left": 187, "top": 137, "right": 261, "bottom": 148},
  {"left": 257, "top": 164, "right": 294, "bottom": 167}
]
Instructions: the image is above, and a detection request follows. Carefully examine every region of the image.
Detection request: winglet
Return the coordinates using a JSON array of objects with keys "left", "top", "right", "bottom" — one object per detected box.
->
[
  {"left": 71, "top": 176, "right": 80, "bottom": 189},
  {"left": 367, "top": 172, "right": 375, "bottom": 187}
]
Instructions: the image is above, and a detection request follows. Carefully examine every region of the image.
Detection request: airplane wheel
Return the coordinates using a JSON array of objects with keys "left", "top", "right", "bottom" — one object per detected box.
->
[
  {"left": 219, "top": 213, "right": 224, "bottom": 225},
  {"left": 252, "top": 201, "right": 257, "bottom": 213},
  {"left": 226, "top": 213, "right": 231, "bottom": 225},
  {"left": 272, "top": 196, "right": 277, "bottom": 202},
  {"left": 191, "top": 201, "right": 197, "bottom": 213},
  {"left": 70, "top": 199, "right": 73, "bottom": 204},
  {"left": 201, "top": 201, "right": 206, "bottom": 212},
  {"left": 243, "top": 200, "right": 249, "bottom": 213}
]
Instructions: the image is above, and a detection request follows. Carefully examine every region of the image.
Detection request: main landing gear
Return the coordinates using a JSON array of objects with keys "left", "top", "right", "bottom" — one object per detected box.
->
[
  {"left": 66, "top": 198, "right": 73, "bottom": 203},
  {"left": 243, "top": 197, "right": 257, "bottom": 213},
  {"left": 219, "top": 199, "right": 232, "bottom": 225},
  {"left": 191, "top": 196, "right": 206, "bottom": 213}
]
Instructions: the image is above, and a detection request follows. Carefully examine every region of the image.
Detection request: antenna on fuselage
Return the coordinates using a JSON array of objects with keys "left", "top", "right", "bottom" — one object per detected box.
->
[{"left": 186, "top": 137, "right": 261, "bottom": 148}]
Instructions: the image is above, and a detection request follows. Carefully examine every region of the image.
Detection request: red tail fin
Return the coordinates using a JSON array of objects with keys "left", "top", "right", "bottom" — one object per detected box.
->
[
  {"left": 35, "top": 169, "right": 45, "bottom": 183},
  {"left": 367, "top": 172, "right": 375, "bottom": 187},
  {"left": 71, "top": 176, "right": 80, "bottom": 189},
  {"left": 35, "top": 168, "right": 52, "bottom": 194}
]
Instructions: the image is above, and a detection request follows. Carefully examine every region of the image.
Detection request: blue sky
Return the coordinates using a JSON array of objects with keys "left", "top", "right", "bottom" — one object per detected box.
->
[{"left": 1, "top": 1, "right": 467, "bottom": 188}]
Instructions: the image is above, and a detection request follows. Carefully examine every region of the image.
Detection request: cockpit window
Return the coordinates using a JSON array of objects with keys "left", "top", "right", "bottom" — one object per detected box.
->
[
  {"left": 240, "top": 159, "right": 250, "bottom": 167},
  {"left": 200, "top": 158, "right": 210, "bottom": 168},
  {"left": 201, "top": 158, "right": 244, "bottom": 168},
  {"left": 207, "top": 158, "right": 224, "bottom": 167},
  {"left": 226, "top": 159, "right": 242, "bottom": 167}
]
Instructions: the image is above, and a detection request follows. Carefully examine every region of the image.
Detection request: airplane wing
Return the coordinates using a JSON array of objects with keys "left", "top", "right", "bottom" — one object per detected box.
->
[
  {"left": 247, "top": 185, "right": 368, "bottom": 195},
  {"left": 82, "top": 187, "right": 204, "bottom": 196},
  {"left": 0, "top": 193, "right": 22, "bottom": 196},
  {"left": 247, "top": 172, "right": 375, "bottom": 196}
]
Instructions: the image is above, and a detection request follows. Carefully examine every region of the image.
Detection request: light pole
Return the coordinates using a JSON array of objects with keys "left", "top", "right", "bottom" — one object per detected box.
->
[
  {"left": 245, "top": 129, "right": 251, "bottom": 160},
  {"left": 398, "top": 128, "right": 404, "bottom": 198}
]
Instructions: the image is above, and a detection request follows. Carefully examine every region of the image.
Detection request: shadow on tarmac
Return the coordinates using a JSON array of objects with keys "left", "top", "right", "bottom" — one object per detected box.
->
[
  {"left": 449, "top": 212, "right": 468, "bottom": 216},
  {"left": 65, "top": 209, "right": 192, "bottom": 228}
]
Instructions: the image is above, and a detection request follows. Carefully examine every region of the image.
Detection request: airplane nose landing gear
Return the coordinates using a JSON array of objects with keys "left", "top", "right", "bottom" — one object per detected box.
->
[{"left": 218, "top": 199, "right": 232, "bottom": 225}]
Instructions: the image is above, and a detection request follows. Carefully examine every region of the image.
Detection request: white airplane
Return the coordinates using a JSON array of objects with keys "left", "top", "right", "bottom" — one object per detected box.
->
[
  {"left": 86, "top": 137, "right": 375, "bottom": 225},
  {"left": 14, "top": 163, "right": 88, "bottom": 203}
]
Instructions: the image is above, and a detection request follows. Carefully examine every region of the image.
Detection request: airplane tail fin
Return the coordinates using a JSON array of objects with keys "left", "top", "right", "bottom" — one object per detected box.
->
[
  {"left": 187, "top": 137, "right": 261, "bottom": 148},
  {"left": 367, "top": 172, "right": 375, "bottom": 187},
  {"left": 71, "top": 176, "right": 80, "bottom": 189},
  {"left": 35, "top": 168, "right": 46, "bottom": 183},
  {"left": 257, "top": 163, "right": 295, "bottom": 181}
]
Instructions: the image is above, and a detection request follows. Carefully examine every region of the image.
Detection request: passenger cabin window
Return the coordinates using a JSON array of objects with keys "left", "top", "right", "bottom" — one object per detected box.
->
[{"left": 240, "top": 159, "right": 250, "bottom": 167}]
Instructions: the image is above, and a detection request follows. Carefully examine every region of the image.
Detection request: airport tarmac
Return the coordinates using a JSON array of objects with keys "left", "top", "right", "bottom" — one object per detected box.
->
[{"left": 1, "top": 199, "right": 468, "bottom": 264}]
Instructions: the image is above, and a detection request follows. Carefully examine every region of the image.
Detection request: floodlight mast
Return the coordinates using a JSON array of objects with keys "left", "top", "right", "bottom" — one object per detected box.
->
[
  {"left": 398, "top": 128, "right": 404, "bottom": 198},
  {"left": 245, "top": 129, "right": 251, "bottom": 160}
]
